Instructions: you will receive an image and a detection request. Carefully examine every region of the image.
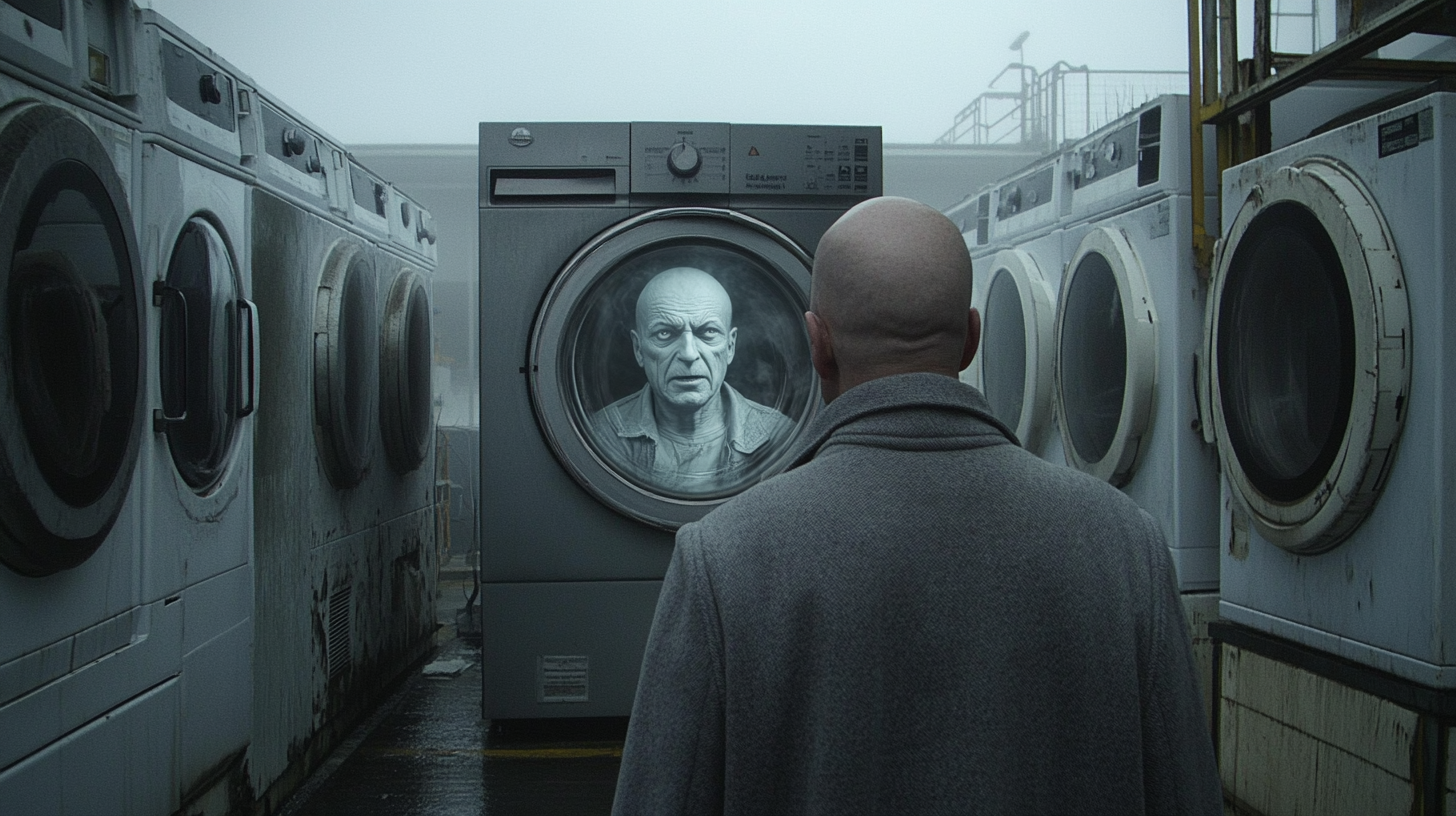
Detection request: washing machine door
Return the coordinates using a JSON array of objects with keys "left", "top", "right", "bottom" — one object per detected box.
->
[
  {"left": 980, "top": 249, "right": 1056, "bottom": 451},
  {"left": 531, "top": 207, "right": 817, "bottom": 529},
  {"left": 0, "top": 104, "right": 144, "bottom": 576},
  {"left": 380, "top": 266, "right": 432, "bottom": 474},
  {"left": 1207, "top": 157, "right": 1409, "bottom": 553},
  {"left": 156, "top": 216, "right": 257, "bottom": 493},
  {"left": 313, "top": 241, "right": 379, "bottom": 489},
  {"left": 1054, "top": 226, "right": 1157, "bottom": 486}
]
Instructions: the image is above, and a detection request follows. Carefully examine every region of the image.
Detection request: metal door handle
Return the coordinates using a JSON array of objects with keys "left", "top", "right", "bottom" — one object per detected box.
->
[
  {"left": 152, "top": 280, "right": 188, "bottom": 432},
  {"left": 238, "top": 298, "right": 260, "bottom": 418}
]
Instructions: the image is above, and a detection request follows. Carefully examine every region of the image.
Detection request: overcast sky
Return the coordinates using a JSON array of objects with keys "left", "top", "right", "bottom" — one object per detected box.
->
[{"left": 141, "top": 0, "right": 1195, "bottom": 146}]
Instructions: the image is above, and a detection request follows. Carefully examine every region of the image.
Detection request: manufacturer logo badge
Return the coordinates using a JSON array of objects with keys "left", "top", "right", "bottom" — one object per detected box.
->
[{"left": 509, "top": 127, "right": 533, "bottom": 148}]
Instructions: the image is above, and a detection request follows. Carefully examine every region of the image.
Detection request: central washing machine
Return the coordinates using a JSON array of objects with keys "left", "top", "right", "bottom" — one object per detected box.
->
[
  {"left": 1055, "top": 95, "right": 1220, "bottom": 594},
  {"left": 1206, "top": 92, "right": 1450, "bottom": 687},
  {"left": 970, "top": 154, "right": 1065, "bottom": 462},
  {"left": 479, "top": 121, "right": 881, "bottom": 719}
]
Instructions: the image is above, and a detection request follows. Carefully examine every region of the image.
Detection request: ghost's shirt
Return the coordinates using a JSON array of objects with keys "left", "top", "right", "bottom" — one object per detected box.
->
[{"left": 589, "top": 382, "right": 793, "bottom": 495}]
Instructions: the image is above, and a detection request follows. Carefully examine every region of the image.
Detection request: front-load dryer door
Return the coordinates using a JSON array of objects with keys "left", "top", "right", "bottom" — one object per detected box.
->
[
  {"left": 1055, "top": 226, "right": 1158, "bottom": 487},
  {"left": 380, "top": 265, "right": 433, "bottom": 474},
  {"left": 980, "top": 249, "right": 1056, "bottom": 452},
  {"left": 155, "top": 216, "right": 256, "bottom": 494},
  {"left": 1207, "top": 157, "right": 1409, "bottom": 553},
  {"left": 313, "top": 241, "right": 379, "bottom": 489},
  {"left": 531, "top": 207, "right": 817, "bottom": 529},
  {"left": 0, "top": 103, "right": 145, "bottom": 576}
]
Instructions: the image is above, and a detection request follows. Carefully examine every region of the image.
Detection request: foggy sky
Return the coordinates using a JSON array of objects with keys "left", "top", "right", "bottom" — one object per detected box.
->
[{"left": 140, "top": 0, "right": 1191, "bottom": 146}]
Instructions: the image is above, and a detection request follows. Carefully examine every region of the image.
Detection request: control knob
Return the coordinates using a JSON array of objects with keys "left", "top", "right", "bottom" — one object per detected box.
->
[{"left": 667, "top": 142, "right": 701, "bottom": 178}]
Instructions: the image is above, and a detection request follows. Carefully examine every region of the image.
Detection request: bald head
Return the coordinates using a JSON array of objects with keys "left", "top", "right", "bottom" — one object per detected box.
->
[{"left": 808, "top": 197, "right": 976, "bottom": 397}]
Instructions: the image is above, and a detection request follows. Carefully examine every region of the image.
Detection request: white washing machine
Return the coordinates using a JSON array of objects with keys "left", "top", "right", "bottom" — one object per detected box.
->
[
  {"left": 0, "top": 3, "right": 185, "bottom": 813},
  {"left": 1205, "top": 93, "right": 1453, "bottom": 687},
  {"left": 976, "top": 155, "right": 1065, "bottom": 462},
  {"left": 133, "top": 9, "right": 258, "bottom": 806},
  {"left": 1055, "top": 95, "right": 1219, "bottom": 593},
  {"left": 248, "top": 92, "right": 438, "bottom": 801}
]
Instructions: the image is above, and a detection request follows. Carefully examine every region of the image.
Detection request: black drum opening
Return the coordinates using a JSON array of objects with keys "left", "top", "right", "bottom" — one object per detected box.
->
[
  {"left": 1059, "top": 251, "right": 1127, "bottom": 465},
  {"left": 1218, "top": 201, "right": 1355, "bottom": 503},
  {"left": 983, "top": 267, "right": 1028, "bottom": 430}
]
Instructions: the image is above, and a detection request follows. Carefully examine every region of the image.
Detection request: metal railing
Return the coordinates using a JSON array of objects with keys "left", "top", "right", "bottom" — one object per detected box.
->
[{"left": 936, "top": 63, "right": 1188, "bottom": 148}]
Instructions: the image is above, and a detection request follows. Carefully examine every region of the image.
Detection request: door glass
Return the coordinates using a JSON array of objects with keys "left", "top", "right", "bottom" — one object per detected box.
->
[
  {"left": 1218, "top": 201, "right": 1354, "bottom": 502},
  {"left": 565, "top": 241, "right": 810, "bottom": 499},
  {"left": 983, "top": 268, "right": 1028, "bottom": 429},
  {"left": 313, "top": 249, "right": 378, "bottom": 488},
  {"left": 9, "top": 162, "right": 138, "bottom": 508},
  {"left": 160, "top": 217, "right": 241, "bottom": 492},
  {"left": 1059, "top": 251, "right": 1126, "bottom": 465},
  {"left": 381, "top": 270, "right": 433, "bottom": 473}
]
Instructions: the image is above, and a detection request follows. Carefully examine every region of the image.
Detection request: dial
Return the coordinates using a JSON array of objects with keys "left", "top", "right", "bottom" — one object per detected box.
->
[{"left": 667, "top": 142, "right": 701, "bottom": 178}]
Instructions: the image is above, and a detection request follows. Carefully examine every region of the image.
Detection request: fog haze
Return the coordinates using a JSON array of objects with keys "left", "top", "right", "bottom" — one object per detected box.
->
[{"left": 141, "top": 0, "right": 1190, "bottom": 145}]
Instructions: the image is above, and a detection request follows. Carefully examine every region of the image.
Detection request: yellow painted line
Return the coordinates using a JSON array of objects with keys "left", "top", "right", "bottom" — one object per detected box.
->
[{"left": 368, "top": 746, "right": 623, "bottom": 759}]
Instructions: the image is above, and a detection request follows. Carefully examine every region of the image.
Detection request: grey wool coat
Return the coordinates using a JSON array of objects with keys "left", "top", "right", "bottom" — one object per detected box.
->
[{"left": 612, "top": 373, "right": 1221, "bottom": 816}]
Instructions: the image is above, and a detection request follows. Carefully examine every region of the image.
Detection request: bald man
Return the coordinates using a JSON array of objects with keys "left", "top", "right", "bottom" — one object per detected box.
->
[
  {"left": 614, "top": 198, "right": 1220, "bottom": 815},
  {"left": 590, "top": 266, "right": 792, "bottom": 494}
]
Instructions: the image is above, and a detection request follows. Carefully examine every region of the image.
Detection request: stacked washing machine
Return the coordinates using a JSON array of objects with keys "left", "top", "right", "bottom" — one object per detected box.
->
[
  {"left": 1054, "top": 95, "right": 1220, "bottom": 596},
  {"left": 968, "top": 154, "right": 1066, "bottom": 462},
  {"left": 247, "top": 85, "right": 439, "bottom": 803},
  {"left": 479, "top": 121, "right": 880, "bottom": 719},
  {"left": 0, "top": 3, "right": 190, "bottom": 813},
  {"left": 1206, "top": 90, "right": 1450, "bottom": 688}
]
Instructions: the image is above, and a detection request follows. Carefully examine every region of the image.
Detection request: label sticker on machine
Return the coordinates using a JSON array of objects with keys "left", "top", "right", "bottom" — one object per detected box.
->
[
  {"left": 1378, "top": 107, "right": 1433, "bottom": 158},
  {"left": 538, "top": 655, "right": 589, "bottom": 703}
]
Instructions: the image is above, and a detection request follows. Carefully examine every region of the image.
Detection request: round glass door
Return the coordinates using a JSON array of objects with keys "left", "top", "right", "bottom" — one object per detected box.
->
[
  {"left": 1209, "top": 158, "right": 1408, "bottom": 553},
  {"left": 0, "top": 104, "right": 144, "bottom": 576},
  {"left": 531, "top": 208, "right": 817, "bottom": 529},
  {"left": 1054, "top": 226, "right": 1157, "bottom": 487},
  {"left": 979, "top": 249, "right": 1056, "bottom": 451},
  {"left": 157, "top": 216, "right": 254, "bottom": 493},
  {"left": 313, "top": 242, "right": 378, "bottom": 489},
  {"left": 380, "top": 267, "right": 433, "bottom": 473}
]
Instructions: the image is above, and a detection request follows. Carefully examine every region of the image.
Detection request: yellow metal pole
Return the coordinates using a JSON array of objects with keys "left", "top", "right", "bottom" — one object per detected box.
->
[{"left": 1189, "top": 0, "right": 1214, "bottom": 278}]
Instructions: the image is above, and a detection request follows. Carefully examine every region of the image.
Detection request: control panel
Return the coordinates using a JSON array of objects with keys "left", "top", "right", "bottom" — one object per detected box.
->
[
  {"left": 730, "top": 124, "right": 882, "bottom": 197},
  {"left": 630, "top": 122, "right": 730, "bottom": 194}
]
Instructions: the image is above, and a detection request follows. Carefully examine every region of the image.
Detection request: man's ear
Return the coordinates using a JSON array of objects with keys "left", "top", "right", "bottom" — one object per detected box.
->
[
  {"left": 959, "top": 307, "right": 980, "bottom": 372},
  {"left": 806, "top": 311, "right": 839, "bottom": 401}
]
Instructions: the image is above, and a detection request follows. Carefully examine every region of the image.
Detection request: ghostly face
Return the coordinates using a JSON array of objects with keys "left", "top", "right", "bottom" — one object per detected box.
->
[{"left": 631, "top": 267, "right": 738, "bottom": 411}]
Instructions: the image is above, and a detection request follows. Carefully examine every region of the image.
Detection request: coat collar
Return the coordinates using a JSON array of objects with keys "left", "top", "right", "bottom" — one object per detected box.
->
[{"left": 788, "top": 373, "right": 1020, "bottom": 468}]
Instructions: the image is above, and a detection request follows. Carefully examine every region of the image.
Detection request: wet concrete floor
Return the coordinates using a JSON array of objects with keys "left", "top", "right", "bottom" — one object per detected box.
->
[{"left": 278, "top": 567, "right": 626, "bottom": 816}]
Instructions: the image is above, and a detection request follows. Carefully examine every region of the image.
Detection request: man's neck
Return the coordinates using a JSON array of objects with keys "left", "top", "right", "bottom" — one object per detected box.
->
[{"left": 652, "top": 388, "right": 727, "bottom": 439}]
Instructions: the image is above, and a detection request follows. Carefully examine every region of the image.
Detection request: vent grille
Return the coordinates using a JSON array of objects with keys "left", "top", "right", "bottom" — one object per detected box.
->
[{"left": 327, "top": 585, "right": 352, "bottom": 678}]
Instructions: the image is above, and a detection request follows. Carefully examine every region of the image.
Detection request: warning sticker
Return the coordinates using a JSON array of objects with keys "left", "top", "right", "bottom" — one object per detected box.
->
[{"left": 538, "top": 655, "right": 589, "bottom": 703}]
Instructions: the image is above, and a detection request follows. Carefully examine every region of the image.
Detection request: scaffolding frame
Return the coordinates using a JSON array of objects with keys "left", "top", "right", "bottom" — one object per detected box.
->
[
  {"left": 1187, "top": 0, "right": 1456, "bottom": 275},
  {"left": 937, "top": 63, "right": 1188, "bottom": 148}
]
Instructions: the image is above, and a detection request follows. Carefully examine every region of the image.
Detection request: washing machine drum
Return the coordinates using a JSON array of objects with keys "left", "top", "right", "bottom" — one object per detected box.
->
[
  {"left": 1208, "top": 158, "right": 1409, "bottom": 553},
  {"left": 531, "top": 208, "right": 818, "bottom": 529},
  {"left": 0, "top": 104, "right": 145, "bottom": 576}
]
